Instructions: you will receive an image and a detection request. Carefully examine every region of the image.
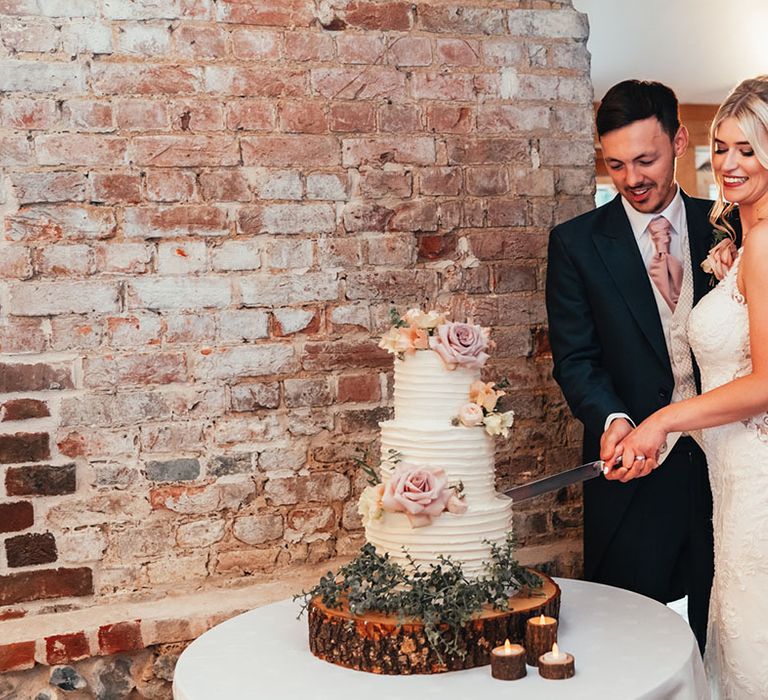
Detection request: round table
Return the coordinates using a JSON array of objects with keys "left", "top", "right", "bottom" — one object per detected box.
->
[{"left": 173, "top": 578, "right": 709, "bottom": 700}]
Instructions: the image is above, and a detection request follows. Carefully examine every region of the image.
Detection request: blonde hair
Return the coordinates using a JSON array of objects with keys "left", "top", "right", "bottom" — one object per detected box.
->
[{"left": 709, "top": 75, "right": 768, "bottom": 236}]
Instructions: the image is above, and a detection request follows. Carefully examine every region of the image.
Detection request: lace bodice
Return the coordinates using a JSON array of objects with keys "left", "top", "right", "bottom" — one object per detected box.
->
[{"left": 687, "top": 251, "right": 768, "bottom": 698}]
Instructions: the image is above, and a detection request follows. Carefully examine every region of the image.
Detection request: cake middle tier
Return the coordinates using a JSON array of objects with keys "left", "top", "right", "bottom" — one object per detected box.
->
[{"left": 380, "top": 421, "right": 498, "bottom": 503}]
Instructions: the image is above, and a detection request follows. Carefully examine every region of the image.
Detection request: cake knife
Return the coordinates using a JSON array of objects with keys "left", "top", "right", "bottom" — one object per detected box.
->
[{"left": 503, "top": 457, "right": 619, "bottom": 502}]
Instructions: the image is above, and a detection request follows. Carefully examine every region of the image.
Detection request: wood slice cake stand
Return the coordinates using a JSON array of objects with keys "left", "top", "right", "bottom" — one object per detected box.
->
[{"left": 308, "top": 571, "right": 560, "bottom": 675}]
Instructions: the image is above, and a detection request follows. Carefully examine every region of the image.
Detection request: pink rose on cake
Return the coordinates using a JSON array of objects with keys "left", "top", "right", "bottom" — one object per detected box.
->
[
  {"left": 429, "top": 321, "right": 490, "bottom": 370},
  {"left": 381, "top": 464, "right": 465, "bottom": 527},
  {"left": 458, "top": 402, "right": 484, "bottom": 427}
]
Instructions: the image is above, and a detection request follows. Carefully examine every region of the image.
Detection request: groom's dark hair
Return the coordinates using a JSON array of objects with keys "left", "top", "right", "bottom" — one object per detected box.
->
[{"left": 596, "top": 80, "right": 681, "bottom": 140}]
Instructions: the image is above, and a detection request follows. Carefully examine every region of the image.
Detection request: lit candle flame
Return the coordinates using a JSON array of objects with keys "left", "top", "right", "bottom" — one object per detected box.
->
[
  {"left": 540, "top": 614, "right": 546, "bottom": 623},
  {"left": 504, "top": 639, "right": 512, "bottom": 655},
  {"left": 552, "top": 642, "right": 562, "bottom": 660}
]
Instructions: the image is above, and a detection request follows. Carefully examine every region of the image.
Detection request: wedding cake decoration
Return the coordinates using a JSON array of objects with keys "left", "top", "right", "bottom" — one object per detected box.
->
[
  {"left": 361, "top": 308, "right": 516, "bottom": 576},
  {"left": 298, "top": 309, "right": 559, "bottom": 675}
]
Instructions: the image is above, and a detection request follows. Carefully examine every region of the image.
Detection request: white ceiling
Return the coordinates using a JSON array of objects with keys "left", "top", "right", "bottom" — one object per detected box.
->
[{"left": 573, "top": 0, "right": 768, "bottom": 104}]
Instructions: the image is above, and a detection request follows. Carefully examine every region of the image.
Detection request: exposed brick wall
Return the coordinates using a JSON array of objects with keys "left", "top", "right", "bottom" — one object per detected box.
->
[{"left": 0, "top": 0, "right": 592, "bottom": 638}]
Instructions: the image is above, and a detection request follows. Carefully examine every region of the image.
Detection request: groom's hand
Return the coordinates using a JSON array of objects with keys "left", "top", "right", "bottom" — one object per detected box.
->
[{"left": 600, "top": 418, "right": 633, "bottom": 473}]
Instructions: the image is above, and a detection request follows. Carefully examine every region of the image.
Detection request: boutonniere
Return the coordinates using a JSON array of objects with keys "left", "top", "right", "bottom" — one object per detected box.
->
[{"left": 701, "top": 230, "right": 738, "bottom": 284}]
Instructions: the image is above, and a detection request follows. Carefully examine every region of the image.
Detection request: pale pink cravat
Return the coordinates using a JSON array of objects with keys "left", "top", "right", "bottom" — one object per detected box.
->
[{"left": 647, "top": 216, "right": 683, "bottom": 310}]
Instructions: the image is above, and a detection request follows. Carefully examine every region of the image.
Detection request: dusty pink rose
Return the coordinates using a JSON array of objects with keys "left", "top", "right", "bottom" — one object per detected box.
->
[
  {"left": 429, "top": 322, "right": 490, "bottom": 369},
  {"left": 458, "top": 402, "right": 484, "bottom": 427},
  {"left": 381, "top": 464, "right": 452, "bottom": 526},
  {"left": 701, "top": 238, "right": 738, "bottom": 281}
]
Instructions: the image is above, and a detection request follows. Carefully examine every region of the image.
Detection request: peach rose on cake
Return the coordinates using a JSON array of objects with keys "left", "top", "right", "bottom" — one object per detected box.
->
[
  {"left": 381, "top": 464, "right": 453, "bottom": 528},
  {"left": 469, "top": 380, "right": 504, "bottom": 412},
  {"left": 429, "top": 321, "right": 490, "bottom": 369}
]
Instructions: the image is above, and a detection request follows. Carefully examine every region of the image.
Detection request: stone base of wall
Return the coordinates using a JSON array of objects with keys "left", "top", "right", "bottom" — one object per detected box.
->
[{"left": 0, "top": 540, "right": 581, "bottom": 697}]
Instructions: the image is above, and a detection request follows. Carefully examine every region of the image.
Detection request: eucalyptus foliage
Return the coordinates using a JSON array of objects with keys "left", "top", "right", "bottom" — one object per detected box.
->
[{"left": 296, "top": 534, "right": 541, "bottom": 660}]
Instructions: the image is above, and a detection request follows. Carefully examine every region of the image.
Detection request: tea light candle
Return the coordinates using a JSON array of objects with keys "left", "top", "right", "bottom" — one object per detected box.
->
[
  {"left": 525, "top": 613, "right": 558, "bottom": 666},
  {"left": 490, "top": 639, "right": 527, "bottom": 680},
  {"left": 538, "top": 642, "right": 575, "bottom": 679}
]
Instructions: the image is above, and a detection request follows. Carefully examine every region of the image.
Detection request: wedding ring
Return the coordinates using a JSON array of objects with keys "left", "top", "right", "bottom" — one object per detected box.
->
[{"left": 635, "top": 455, "right": 646, "bottom": 462}]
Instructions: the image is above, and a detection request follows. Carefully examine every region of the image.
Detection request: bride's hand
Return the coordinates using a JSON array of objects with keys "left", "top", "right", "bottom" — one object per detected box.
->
[{"left": 604, "top": 415, "right": 668, "bottom": 482}]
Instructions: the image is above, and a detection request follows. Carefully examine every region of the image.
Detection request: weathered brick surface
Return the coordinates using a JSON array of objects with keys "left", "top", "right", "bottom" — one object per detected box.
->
[{"left": 0, "top": 0, "right": 590, "bottom": 664}]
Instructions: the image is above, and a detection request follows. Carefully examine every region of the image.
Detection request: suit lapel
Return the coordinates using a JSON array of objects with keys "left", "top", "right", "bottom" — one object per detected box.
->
[
  {"left": 593, "top": 196, "right": 670, "bottom": 367},
  {"left": 682, "top": 192, "right": 713, "bottom": 303}
]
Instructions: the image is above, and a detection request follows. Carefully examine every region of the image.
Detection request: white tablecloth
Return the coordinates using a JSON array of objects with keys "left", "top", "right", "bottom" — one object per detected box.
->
[{"left": 173, "top": 578, "right": 709, "bottom": 700}]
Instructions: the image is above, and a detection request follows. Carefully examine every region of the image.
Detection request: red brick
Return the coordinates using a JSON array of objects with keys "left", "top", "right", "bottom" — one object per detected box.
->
[
  {"left": 342, "top": 136, "right": 435, "bottom": 167},
  {"left": 5, "top": 204, "right": 117, "bottom": 243},
  {"left": 0, "top": 246, "right": 32, "bottom": 280},
  {"left": 145, "top": 170, "right": 196, "bottom": 201},
  {"left": 335, "top": 34, "right": 385, "bottom": 64},
  {"left": 0, "top": 501, "right": 34, "bottom": 534},
  {"left": 62, "top": 100, "right": 114, "bottom": 131},
  {"left": 419, "top": 166, "right": 461, "bottom": 196},
  {"left": 388, "top": 36, "right": 431, "bottom": 66},
  {"left": 0, "top": 398, "right": 50, "bottom": 422},
  {"left": 0, "top": 432, "right": 50, "bottom": 464},
  {"left": 417, "top": 6, "right": 506, "bottom": 35},
  {"left": 11, "top": 171, "right": 88, "bottom": 204},
  {"left": 0, "top": 318, "right": 46, "bottom": 354},
  {"left": 231, "top": 28, "right": 281, "bottom": 60},
  {"left": 312, "top": 67, "right": 404, "bottom": 100},
  {"left": 436, "top": 38, "right": 480, "bottom": 66},
  {"left": 35, "top": 135, "right": 127, "bottom": 167},
  {"left": 466, "top": 166, "right": 509, "bottom": 196},
  {"left": 446, "top": 138, "right": 528, "bottom": 165},
  {"left": 204, "top": 66, "right": 306, "bottom": 97},
  {"left": 124, "top": 205, "right": 227, "bottom": 237},
  {"left": 0, "top": 363, "right": 74, "bottom": 392},
  {"left": 241, "top": 136, "right": 339, "bottom": 167},
  {"left": 171, "top": 99, "right": 224, "bottom": 131},
  {"left": 199, "top": 171, "right": 251, "bottom": 202},
  {"left": 133, "top": 136, "right": 239, "bottom": 167},
  {"left": 175, "top": 25, "right": 228, "bottom": 58},
  {"left": 284, "top": 32, "right": 333, "bottom": 61},
  {"left": 45, "top": 631, "right": 90, "bottom": 665},
  {"left": 344, "top": 1, "right": 412, "bottom": 30},
  {"left": 91, "top": 173, "right": 142, "bottom": 203},
  {"left": 412, "top": 73, "right": 475, "bottom": 100},
  {"left": 6, "top": 463, "right": 76, "bottom": 496},
  {"left": 0, "top": 134, "right": 33, "bottom": 166},
  {"left": 6, "top": 532, "right": 57, "bottom": 567},
  {"left": 115, "top": 99, "right": 168, "bottom": 130},
  {"left": 388, "top": 200, "right": 438, "bottom": 232},
  {"left": 226, "top": 100, "right": 276, "bottom": 131},
  {"left": 0, "top": 97, "right": 58, "bottom": 130},
  {"left": 426, "top": 105, "right": 474, "bottom": 134},
  {"left": 329, "top": 103, "right": 375, "bottom": 133},
  {"left": 418, "top": 233, "right": 457, "bottom": 262},
  {"left": 98, "top": 620, "right": 144, "bottom": 655},
  {"left": 91, "top": 64, "right": 200, "bottom": 95},
  {"left": 216, "top": 0, "right": 314, "bottom": 27},
  {"left": 0, "top": 567, "right": 92, "bottom": 606},
  {"left": 379, "top": 103, "right": 421, "bottom": 133},
  {"left": 359, "top": 170, "right": 412, "bottom": 199},
  {"left": 487, "top": 198, "right": 527, "bottom": 227},
  {"left": 83, "top": 352, "right": 187, "bottom": 388},
  {"left": 301, "top": 340, "right": 390, "bottom": 371},
  {"left": 338, "top": 373, "right": 381, "bottom": 403},
  {"left": 280, "top": 101, "right": 327, "bottom": 134},
  {"left": 0, "top": 641, "right": 35, "bottom": 673},
  {"left": 342, "top": 202, "right": 394, "bottom": 231}
]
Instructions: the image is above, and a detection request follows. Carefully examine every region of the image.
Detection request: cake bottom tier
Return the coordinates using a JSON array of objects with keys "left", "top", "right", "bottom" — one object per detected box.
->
[{"left": 308, "top": 571, "right": 560, "bottom": 675}]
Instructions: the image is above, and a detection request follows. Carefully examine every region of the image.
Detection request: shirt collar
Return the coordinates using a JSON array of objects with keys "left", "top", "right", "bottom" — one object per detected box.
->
[{"left": 621, "top": 186, "right": 686, "bottom": 239}]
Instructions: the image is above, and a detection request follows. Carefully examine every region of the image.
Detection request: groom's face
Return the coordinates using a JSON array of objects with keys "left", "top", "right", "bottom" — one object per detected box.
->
[{"left": 600, "top": 116, "right": 688, "bottom": 214}]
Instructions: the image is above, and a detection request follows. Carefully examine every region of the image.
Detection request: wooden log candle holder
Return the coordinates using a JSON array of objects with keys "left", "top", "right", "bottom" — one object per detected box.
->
[
  {"left": 490, "top": 640, "right": 526, "bottom": 680},
  {"left": 525, "top": 613, "right": 558, "bottom": 666},
  {"left": 538, "top": 643, "right": 575, "bottom": 680},
  {"left": 308, "top": 571, "right": 560, "bottom": 675}
]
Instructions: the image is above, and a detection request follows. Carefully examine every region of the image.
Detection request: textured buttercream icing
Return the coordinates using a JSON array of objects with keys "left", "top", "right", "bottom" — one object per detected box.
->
[{"left": 365, "top": 350, "right": 513, "bottom": 577}]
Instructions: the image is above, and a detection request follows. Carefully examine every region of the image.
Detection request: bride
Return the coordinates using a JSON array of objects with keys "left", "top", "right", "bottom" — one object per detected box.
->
[{"left": 606, "top": 75, "right": 768, "bottom": 698}]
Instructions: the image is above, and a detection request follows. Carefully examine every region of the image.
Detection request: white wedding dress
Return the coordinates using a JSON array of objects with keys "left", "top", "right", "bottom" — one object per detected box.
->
[{"left": 688, "top": 251, "right": 768, "bottom": 698}]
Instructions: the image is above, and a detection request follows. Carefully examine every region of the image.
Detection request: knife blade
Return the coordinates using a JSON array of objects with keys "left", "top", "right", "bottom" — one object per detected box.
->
[{"left": 503, "top": 457, "right": 618, "bottom": 502}]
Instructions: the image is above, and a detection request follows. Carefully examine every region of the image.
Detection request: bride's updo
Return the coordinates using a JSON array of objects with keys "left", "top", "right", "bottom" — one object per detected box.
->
[{"left": 709, "top": 75, "right": 768, "bottom": 234}]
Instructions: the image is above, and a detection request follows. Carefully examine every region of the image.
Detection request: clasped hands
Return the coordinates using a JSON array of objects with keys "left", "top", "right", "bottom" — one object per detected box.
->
[{"left": 600, "top": 416, "right": 668, "bottom": 482}]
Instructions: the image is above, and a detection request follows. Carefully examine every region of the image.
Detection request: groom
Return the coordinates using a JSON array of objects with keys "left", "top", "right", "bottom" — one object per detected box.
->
[{"left": 546, "top": 80, "right": 720, "bottom": 652}]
